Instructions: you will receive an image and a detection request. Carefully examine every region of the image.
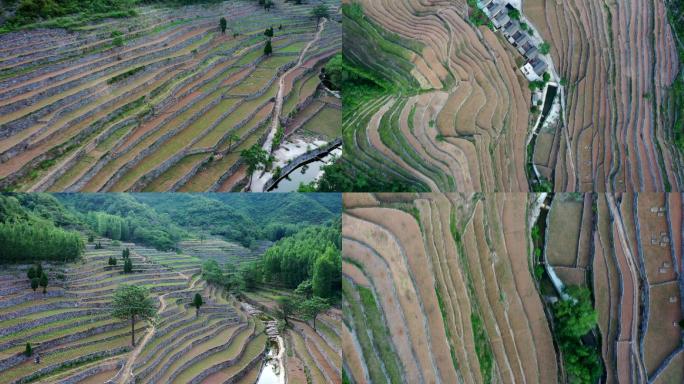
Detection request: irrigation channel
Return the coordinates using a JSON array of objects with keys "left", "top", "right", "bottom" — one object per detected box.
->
[{"left": 256, "top": 335, "right": 285, "bottom": 384}]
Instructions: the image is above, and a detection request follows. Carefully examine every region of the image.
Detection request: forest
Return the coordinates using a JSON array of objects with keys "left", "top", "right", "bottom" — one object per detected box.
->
[
  {"left": 0, "top": 195, "right": 84, "bottom": 263},
  {"left": 0, "top": 193, "right": 341, "bottom": 263}
]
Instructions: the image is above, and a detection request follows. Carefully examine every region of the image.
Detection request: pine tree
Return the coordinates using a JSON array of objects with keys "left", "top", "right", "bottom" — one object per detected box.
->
[
  {"left": 24, "top": 342, "right": 32, "bottom": 357},
  {"left": 264, "top": 39, "right": 272, "bottom": 56},
  {"left": 39, "top": 273, "right": 48, "bottom": 294}
]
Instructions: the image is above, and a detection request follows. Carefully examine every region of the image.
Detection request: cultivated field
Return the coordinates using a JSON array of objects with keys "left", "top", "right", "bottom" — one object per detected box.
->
[
  {"left": 0, "top": 239, "right": 268, "bottom": 384},
  {"left": 0, "top": 0, "right": 341, "bottom": 192},
  {"left": 343, "top": 193, "right": 684, "bottom": 383},
  {"left": 342, "top": 0, "right": 683, "bottom": 192}
]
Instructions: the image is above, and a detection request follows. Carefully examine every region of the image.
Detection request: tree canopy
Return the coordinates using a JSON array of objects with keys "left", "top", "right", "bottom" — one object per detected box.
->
[{"left": 111, "top": 285, "right": 157, "bottom": 346}]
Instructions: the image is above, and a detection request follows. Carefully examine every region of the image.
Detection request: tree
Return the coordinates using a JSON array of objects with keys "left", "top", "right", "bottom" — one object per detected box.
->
[
  {"left": 123, "top": 258, "right": 133, "bottom": 274},
  {"left": 539, "top": 41, "right": 551, "bottom": 55},
  {"left": 311, "top": 4, "right": 329, "bottom": 22},
  {"left": 220, "top": 17, "right": 227, "bottom": 34},
  {"left": 508, "top": 8, "right": 520, "bottom": 20},
  {"left": 108, "top": 256, "right": 117, "bottom": 266},
  {"left": 264, "top": 27, "right": 273, "bottom": 37},
  {"left": 27, "top": 266, "right": 37, "bottom": 280},
  {"left": 111, "top": 285, "right": 157, "bottom": 346},
  {"left": 193, "top": 293, "right": 203, "bottom": 317},
  {"left": 199, "top": 233, "right": 206, "bottom": 245},
  {"left": 294, "top": 279, "right": 313, "bottom": 298},
  {"left": 241, "top": 144, "right": 270, "bottom": 184},
  {"left": 264, "top": 0, "right": 273, "bottom": 11},
  {"left": 226, "top": 133, "right": 240, "bottom": 151},
  {"left": 264, "top": 39, "right": 273, "bottom": 56},
  {"left": 312, "top": 246, "right": 341, "bottom": 298},
  {"left": 24, "top": 342, "right": 32, "bottom": 357},
  {"left": 87, "top": 234, "right": 94, "bottom": 243},
  {"left": 96, "top": 241, "right": 103, "bottom": 249},
  {"left": 31, "top": 278, "right": 39, "bottom": 292},
  {"left": 39, "top": 272, "right": 48, "bottom": 294},
  {"left": 276, "top": 296, "right": 296, "bottom": 325},
  {"left": 122, "top": 248, "right": 129, "bottom": 258},
  {"left": 298, "top": 297, "right": 330, "bottom": 330}
]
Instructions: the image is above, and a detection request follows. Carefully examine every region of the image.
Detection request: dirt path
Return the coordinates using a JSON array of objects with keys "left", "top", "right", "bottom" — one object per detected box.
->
[
  {"left": 118, "top": 259, "right": 194, "bottom": 383},
  {"left": 250, "top": 17, "right": 328, "bottom": 192},
  {"left": 118, "top": 293, "right": 166, "bottom": 383}
]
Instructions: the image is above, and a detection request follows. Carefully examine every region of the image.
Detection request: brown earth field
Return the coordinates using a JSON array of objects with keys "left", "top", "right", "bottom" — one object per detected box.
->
[
  {"left": 342, "top": 0, "right": 684, "bottom": 192},
  {"left": 0, "top": 0, "right": 341, "bottom": 192},
  {"left": 343, "top": 193, "right": 683, "bottom": 383}
]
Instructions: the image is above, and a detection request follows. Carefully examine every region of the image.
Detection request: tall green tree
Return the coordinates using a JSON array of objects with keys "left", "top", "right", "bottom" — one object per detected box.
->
[
  {"left": 312, "top": 246, "right": 341, "bottom": 298},
  {"left": 241, "top": 144, "right": 270, "bottom": 184},
  {"left": 39, "top": 273, "right": 48, "bottom": 294},
  {"left": 276, "top": 296, "right": 296, "bottom": 325},
  {"left": 123, "top": 258, "right": 133, "bottom": 274},
  {"left": 220, "top": 17, "right": 227, "bottom": 34},
  {"left": 311, "top": 4, "right": 329, "bottom": 22},
  {"left": 111, "top": 285, "right": 157, "bottom": 346},
  {"left": 298, "top": 297, "right": 330, "bottom": 330},
  {"left": 193, "top": 293, "right": 203, "bottom": 318},
  {"left": 30, "top": 278, "right": 39, "bottom": 292},
  {"left": 264, "top": 39, "right": 273, "bottom": 55}
]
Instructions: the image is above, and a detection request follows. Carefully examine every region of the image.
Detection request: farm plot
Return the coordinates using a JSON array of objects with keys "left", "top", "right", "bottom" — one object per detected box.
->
[
  {"left": 342, "top": 0, "right": 531, "bottom": 192},
  {"left": 342, "top": 193, "right": 557, "bottom": 383},
  {"left": 344, "top": 192, "right": 684, "bottom": 383},
  {"left": 0, "top": 0, "right": 341, "bottom": 192},
  {"left": 0, "top": 235, "right": 278, "bottom": 384},
  {"left": 522, "top": 0, "right": 683, "bottom": 191}
]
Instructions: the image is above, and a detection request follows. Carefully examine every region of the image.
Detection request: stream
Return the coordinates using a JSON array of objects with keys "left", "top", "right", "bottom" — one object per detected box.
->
[{"left": 256, "top": 335, "right": 285, "bottom": 384}]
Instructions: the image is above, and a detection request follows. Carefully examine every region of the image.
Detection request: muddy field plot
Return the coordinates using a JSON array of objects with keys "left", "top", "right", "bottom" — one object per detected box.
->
[{"left": 0, "top": 0, "right": 341, "bottom": 192}]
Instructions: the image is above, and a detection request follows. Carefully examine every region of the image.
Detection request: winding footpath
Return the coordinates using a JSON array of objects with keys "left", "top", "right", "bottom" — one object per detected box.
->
[{"left": 250, "top": 17, "right": 328, "bottom": 192}]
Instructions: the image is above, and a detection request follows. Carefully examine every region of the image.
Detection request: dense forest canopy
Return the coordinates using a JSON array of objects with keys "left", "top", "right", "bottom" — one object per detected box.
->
[
  {"left": 0, "top": 195, "right": 84, "bottom": 263},
  {"left": 261, "top": 219, "right": 341, "bottom": 298},
  {"left": 134, "top": 193, "right": 340, "bottom": 247}
]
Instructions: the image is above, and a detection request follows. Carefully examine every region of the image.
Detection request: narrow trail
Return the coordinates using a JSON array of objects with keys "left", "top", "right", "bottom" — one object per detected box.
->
[
  {"left": 250, "top": 17, "right": 328, "bottom": 192},
  {"left": 118, "top": 259, "right": 194, "bottom": 383}
]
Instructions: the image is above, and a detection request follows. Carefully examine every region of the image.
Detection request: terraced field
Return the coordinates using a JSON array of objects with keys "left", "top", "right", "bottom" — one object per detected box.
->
[
  {"left": 241, "top": 288, "right": 343, "bottom": 384},
  {"left": 0, "top": 0, "right": 341, "bottom": 193},
  {"left": 342, "top": 0, "right": 684, "bottom": 192},
  {"left": 178, "top": 238, "right": 272, "bottom": 266},
  {"left": 0, "top": 237, "right": 273, "bottom": 384},
  {"left": 342, "top": 193, "right": 684, "bottom": 383}
]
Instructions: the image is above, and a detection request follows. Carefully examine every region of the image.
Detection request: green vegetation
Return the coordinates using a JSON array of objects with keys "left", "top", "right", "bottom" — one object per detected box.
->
[
  {"left": 0, "top": 195, "right": 84, "bottom": 264},
  {"left": 264, "top": 39, "right": 273, "bottom": 55},
  {"left": 220, "top": 17, "right": 227, "bottom": 34},
  {"left": 111, "top": 284, "right": 157, "bottom": 346},
  {"left": 298, "top": 296, "right": 329, "bottom": 330},
  {"left": 471, "top": 313, "right": 493, "bottom": 383},
  {"left": 552, "top": 286, "right": 603, "bottom": 383},
  {"left": 192, "top": 293, "right": 203, "bottom": 317},
  {"left": 539, "top": 41, "right": 551, "bottom": 55},
  {"left": 107, "top": 66, "right": 146, "bottom": 85},
  {"left": 262, "top": 220, "right": 341, "bottom": 298},
  {"left": 311, "top": 4, "right": 329, "bottom": 21},
  {"left": 24, "top": 342, "right": 32, "bottom": 357},
  {"left": 665, "top": 2, "right": 684, "bottom": 151}
]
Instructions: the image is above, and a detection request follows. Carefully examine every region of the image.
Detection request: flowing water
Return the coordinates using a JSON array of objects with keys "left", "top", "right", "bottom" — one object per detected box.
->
[{"left": 256, "top": 336, "right": 285, "bottom": 384}]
